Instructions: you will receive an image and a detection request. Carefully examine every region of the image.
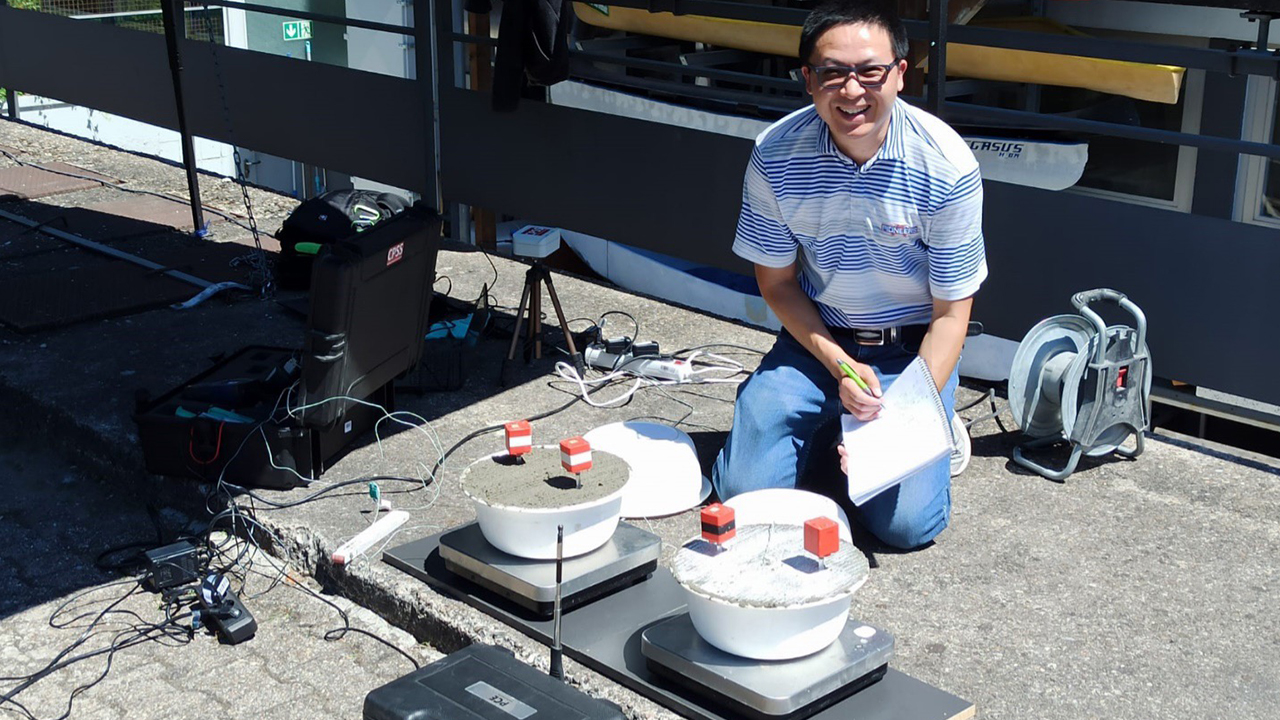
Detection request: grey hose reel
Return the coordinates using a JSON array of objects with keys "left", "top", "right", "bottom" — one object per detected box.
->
[{"left": 1008, "top": 289, "right": 1151, "bottom": 481}]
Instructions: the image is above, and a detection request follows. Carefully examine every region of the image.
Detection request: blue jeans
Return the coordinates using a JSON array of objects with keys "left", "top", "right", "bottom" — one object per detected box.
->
[{"left": 711, "top": 330, "right": 959, "bottom": 550}]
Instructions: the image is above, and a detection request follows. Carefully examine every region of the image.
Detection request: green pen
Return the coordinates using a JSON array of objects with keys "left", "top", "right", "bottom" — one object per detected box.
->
[{"left": 836, "top": 360, "right": 882, "bottom": 401}]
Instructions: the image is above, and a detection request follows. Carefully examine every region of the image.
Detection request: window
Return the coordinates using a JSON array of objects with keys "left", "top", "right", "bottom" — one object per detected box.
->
[
  {"left": 1234, "top": 76, "right": 1280, "bottom": 227},
  {"left": 1055, "top": 70, "right": 1204, "bottom": 210},
  {"left": 1262, "top": 89, "right": 1280, "bottom": 221},
  {"left": 947, "top": 69, "right": 1203, "bottom": 210}
]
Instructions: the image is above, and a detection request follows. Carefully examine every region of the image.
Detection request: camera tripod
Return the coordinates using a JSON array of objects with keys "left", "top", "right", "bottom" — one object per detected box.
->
[{"left": 505, "top": 260, "right": 586, "bottom": 376}]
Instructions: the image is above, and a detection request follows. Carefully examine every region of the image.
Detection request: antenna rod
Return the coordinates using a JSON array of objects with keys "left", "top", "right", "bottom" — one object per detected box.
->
[{"left": 550, "top": 524, "right": 565, "bottom": 680}]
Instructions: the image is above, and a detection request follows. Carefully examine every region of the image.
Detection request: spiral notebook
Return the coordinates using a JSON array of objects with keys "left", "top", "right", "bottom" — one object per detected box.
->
[{"left": 842, "top": 356, "right": 953, "bottom": 506}]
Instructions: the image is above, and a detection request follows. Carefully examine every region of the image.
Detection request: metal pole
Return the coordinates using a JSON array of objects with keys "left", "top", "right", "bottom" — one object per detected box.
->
[
  {"left": 159, "top": 0, "right": 207, "bottom": 236},
  {"left": 414, "top": 0, "right": 440, "bottom": 210},
  {"left": 435, "top": 0, "right": 471, "bottom": 244},
  {"left": 0, "top": 207, "right": 215, "bottom": 290},
  {"left": 926, "top": 0, "right": 948, "bottom": 116},
  {"left": 550, "top": 524, "right": 565, "bottom": 681},
  {"left": 4, "top": 87, "right": 16, "bottom": 120}
]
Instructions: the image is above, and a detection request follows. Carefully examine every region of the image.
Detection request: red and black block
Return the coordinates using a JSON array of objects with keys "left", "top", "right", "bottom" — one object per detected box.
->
[{"left": 700, "top": 503, "right": 736, "bottom": 544}]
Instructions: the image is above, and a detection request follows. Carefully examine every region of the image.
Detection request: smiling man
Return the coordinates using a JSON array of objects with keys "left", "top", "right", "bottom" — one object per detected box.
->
[{"left": 710, "top": 0, "right": 987, "bottom": 550}]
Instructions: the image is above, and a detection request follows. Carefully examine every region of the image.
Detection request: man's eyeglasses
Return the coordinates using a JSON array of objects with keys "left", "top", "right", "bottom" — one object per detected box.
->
[{"left": 807, "top": 61, "right": 901, "bottom": 89}]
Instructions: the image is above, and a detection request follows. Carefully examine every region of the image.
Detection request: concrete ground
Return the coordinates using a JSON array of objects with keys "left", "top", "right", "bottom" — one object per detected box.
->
[
  {"left": 2, "top": 117, "right": 1278, "bottom": 720},
  {"left": 0, "top": 440, "right": 439, "bottom": 720}
]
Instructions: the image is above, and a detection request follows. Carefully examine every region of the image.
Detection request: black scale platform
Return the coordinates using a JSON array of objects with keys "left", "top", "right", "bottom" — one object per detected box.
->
[{"left": 384, "top": 524, "right": 975, "bottom": 720}]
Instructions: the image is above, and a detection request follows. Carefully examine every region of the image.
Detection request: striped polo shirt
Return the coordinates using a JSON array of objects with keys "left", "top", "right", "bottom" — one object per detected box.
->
[{"left": 732, "top": 100, "right": 987, "bottom": 329}]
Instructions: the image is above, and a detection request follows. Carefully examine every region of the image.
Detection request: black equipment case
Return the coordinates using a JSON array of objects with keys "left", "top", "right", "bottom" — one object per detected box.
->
[{"left": 134, "top": 203, "right": 441, "bottom": 489}]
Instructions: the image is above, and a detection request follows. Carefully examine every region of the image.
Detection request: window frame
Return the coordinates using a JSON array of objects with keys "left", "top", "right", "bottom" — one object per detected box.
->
[
  {"left": 1066, "top": 68, "right": 1205, "bottom": 212},
  {"left": 1234, "top": 76, "right": 1280, "bottom": 229}
]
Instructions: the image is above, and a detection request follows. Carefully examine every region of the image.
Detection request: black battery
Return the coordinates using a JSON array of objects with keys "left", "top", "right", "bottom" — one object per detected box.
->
[{"left": 364, "top": 644, "right": 625, "bottom": 720}]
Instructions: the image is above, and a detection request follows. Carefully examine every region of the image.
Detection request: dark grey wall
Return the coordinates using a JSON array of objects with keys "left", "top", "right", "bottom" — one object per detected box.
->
[
  {"left": 0, "top": 6, "right": 428, "bottom": 192},
  {"left": 439, "top": 87, "right": 755, "bottom": 274},
  {"left": 980, "top": 181, "right": 1279, "bottom": 405}
]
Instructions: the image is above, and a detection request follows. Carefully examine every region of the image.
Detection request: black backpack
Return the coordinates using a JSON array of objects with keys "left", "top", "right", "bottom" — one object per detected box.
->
[{"left": 275, "top": 189, "right": 410, "bottom": 290}]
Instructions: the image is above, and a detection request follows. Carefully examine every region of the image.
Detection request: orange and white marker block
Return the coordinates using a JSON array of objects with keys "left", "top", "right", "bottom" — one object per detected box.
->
[
  {"left": 505, "top": 420, "right": 532, "bottom": 458},
  {"left": 560, "top": 436, "right": 592, "bottom": 488},
  {"left": 804, "top": 517, "right": 839, "bottom": 569},
  {"left": 700, "top": 503, "right": 736, "bottom": 548}
]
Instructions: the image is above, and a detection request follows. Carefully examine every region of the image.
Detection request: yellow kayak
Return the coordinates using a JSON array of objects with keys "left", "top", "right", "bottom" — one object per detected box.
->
[
  {"left": 926, "top": 17, "right": 1184, "bottom": 104},
  {"left": 571, "top": 6, "right": 1184, "bottom": 104},
  {"left": 573, "top": 3, "right": 802, "bottom": 57}
]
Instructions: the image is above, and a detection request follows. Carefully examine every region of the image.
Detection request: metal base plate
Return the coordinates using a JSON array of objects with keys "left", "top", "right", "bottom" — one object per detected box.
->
[
  {"left": 438, "top": 522, "right": 660, "bottom": 615},
  {"left": 642, "top": 614, "right": 893, "bottom": 719},
  {"left": 382, "top": 532, "right": 975, "bottom": 720}
]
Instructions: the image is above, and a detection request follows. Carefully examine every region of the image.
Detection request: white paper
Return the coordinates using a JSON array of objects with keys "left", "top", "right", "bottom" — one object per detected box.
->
[{"left": 842, "top": 356, "right": 953, "bottom": 505}]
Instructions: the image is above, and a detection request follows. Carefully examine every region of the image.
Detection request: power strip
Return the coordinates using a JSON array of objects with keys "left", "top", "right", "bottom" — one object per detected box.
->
[
  {"left": 332, "top": 510, "right": 410, "bottom": 566},
  {"left": 621, "top": 356, "right": 692, "bottom": 382}
]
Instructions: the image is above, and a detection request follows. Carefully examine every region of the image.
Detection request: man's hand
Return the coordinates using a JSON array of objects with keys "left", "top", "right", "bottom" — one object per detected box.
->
[
  {"left": 752, "top": 262, "right": 885, "bottom": 420},
  {"left": 838, "top": 443, "right": 849, "bottom": 475},
  {"left": 835, "top": 355, "right": 883, "bottom": 421}
]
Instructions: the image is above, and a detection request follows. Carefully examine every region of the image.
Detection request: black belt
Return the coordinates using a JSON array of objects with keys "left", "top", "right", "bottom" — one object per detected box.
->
[{"left": 829, "top": 324, "right": 928, "bottom": 347}]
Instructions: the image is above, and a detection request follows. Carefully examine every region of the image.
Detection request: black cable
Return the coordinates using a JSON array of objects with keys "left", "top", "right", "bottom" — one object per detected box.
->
[
  {"left": 283, "top": 580, "right": 420, "bottom": 670},
  {"left": 0, "top": 576, "right": 195, "bottom": 720},
  {"left": 673, "top": 342, "right": 768, "bottom": 357},
  {"left": 430, "top": 393, "right": 584, "bottom": 479},
  {"left": 217, "top": 474, "right": 430, "bottom": 511},
  {"left": 1, "top": 618, "right": 192, "bottom": 720},
  {"left": 0, "top": 215, "right": 69, "bottom": 247},
  {"left": 598, "top": 310, "right": 640, "bottom": 353},
  {"left": 209, "top": 515, "right": 419, "bottom": 670},
  {"left": 955, "top": 385, "right": 1011, "bottom": 433},
  {"left": 476, "top": 248, "right": 500, "bottom": 304},
  {"left": 93, "top": 541, "right": 156, "bottom": 574},
  {"left": 433, "top": 274, "right": 453, "bottom": 298}
]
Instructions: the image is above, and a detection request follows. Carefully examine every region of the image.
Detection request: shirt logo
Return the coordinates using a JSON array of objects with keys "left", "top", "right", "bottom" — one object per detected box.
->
[{"left": 879, "top": 223, "right": 920, "bottom": 237}]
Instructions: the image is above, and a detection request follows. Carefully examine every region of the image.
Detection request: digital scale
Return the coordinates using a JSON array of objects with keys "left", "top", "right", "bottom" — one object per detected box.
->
[
  {"left": 435, "top": 521, "right": 660, "bottom": 616},
  {"left": 641, "top": 614, "right": 893, "bottom": 720}
]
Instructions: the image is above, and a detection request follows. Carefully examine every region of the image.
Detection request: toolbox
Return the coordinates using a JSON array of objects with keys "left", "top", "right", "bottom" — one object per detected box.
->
[{"left": 134, "top": 203, "right": 441, "bottom": 489}]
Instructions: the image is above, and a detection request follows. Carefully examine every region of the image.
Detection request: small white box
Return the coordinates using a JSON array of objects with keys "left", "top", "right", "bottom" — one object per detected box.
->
[{"left": 512, "top": 225, "right": 561, "bottom": 258}]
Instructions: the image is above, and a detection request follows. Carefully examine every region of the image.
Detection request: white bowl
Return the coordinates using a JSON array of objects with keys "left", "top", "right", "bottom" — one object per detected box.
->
[
  {"left": 683, "top": 585, "right": 854, "bottom": 661},
  {"left": 461, "top": 449, "right": 627, "bottom": 560},
  {"left": 671, "top": 523, "right": 868, "bottom": 660},
  {"left": 583, "top": 421, "right": 710, "bottom": 518}
]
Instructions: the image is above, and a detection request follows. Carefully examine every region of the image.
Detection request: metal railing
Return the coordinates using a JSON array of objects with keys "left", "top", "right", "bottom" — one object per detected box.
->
[{"left": 434, "top": 0, "right": 1280, "bottom": 161}]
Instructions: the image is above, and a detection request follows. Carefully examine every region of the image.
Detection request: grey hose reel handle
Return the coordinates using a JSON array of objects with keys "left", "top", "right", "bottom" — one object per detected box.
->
[{"left": 1070, "top": 288, "right": 1147, "bottom": 364}]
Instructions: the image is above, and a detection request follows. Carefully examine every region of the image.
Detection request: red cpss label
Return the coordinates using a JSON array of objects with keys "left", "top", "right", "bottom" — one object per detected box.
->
[{"left": 386, "top": 242, "right": 405, "bottom": 267}]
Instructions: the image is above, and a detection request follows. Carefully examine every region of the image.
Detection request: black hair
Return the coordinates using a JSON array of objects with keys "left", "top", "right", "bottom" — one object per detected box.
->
[{"left": 798, "top": 0, "right": 910, "bottom": 65}]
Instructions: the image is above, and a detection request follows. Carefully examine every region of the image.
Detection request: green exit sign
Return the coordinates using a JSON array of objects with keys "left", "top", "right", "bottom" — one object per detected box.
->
[{"left": 282, "top": 20, "right": 312, "bottom": 42}]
